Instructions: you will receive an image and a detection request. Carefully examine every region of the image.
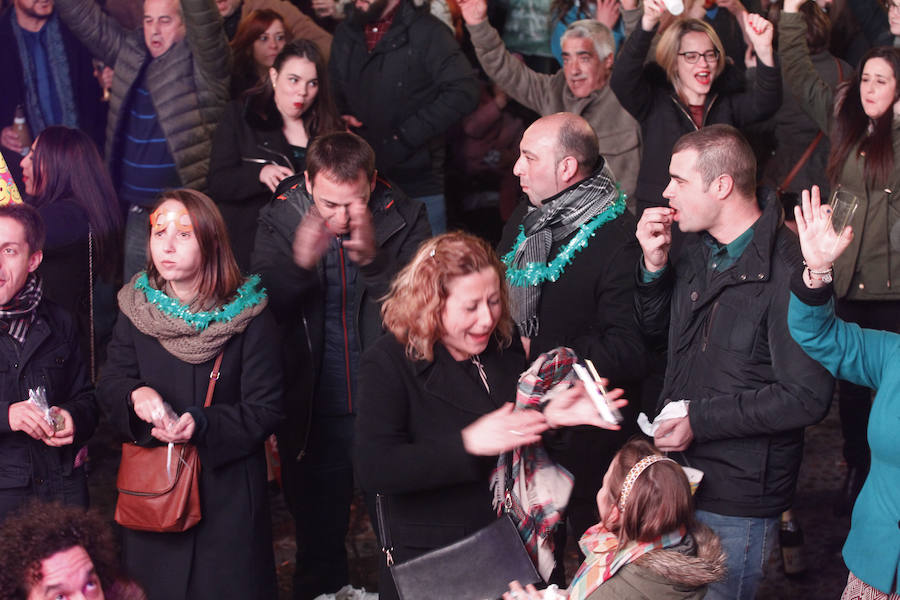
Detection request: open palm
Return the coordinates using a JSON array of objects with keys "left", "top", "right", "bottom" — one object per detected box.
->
[{"left": 793, "top": 186, "right": 854, "bottom": 271}]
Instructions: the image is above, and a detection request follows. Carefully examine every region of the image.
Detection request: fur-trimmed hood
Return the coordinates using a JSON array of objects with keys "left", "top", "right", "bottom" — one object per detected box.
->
[{"left": 633, "top": 523, "right": 727, "bottom": 588}]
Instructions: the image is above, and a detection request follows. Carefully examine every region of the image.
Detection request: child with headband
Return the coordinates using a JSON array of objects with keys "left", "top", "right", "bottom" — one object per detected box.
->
[{"left": 505, "top": 439, "right": 725, "bottom": 600}]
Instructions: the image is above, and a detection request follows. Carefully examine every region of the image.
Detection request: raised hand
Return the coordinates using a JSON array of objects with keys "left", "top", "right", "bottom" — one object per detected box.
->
[
  {"left": 744, "top": 13, "right": 774, "bottom": 66},
  {"left": 794, "top": 185, "right": 854, "bottom": 271},
  {"left": 292, "top": 206, "right": 333, "bottom": 270},
  {"left": 343, "top": 201, "right": 376, "bottom": 266},
  {"left": 636, "top": 207, "right": 674, "bottom": 272},
  {"left": 641, "top": 0, "right": 668, "bottom": 32},
  {"left": 595, "top": 0, "right": 621, "bottom": 29},
  {"left": 457, "top": 0, "right": 488, "bottom": 25}
]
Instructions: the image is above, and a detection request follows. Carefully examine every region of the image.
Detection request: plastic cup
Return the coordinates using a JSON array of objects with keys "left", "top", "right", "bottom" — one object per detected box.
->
[
  {"left": 829, "top": 189, "right": 859, "bottom": 255},
  {"left": 664, "top": 0, "right": 685, "bottom": 15}
]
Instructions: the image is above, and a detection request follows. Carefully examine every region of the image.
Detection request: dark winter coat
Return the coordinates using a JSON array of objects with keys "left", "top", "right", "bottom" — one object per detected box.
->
[
  {"left": 55, "top": 0, "right": 230, "bottom": 191},
  {"left": 0, "top": 8, "right": 104, "bottom": 148},
  {"left": 35, "top": 198, "right": 91, "bottom": 357},
  {"left": 0, "top": 298, "right": 97, "bottom": 519},
  {"left": 251, "top": 177, "right": 429, "bottom": 464},
  {"left": 634, "top": 192, "right": 833, "bottom": 518},
  {"left": 610, "top": 25, "right": 782, "bottom": 215},
  {"left": 585, "top": 523, "right": 726, "bottom": 600},
  {"left": 208, "top": 97, "right": 298, "bottom": 272},
  {"left": 328, "top": 0, "right": 480, "bottom": 197},
  {"left": 97, "top": 309, "right": 284, "bottom": 600},
  {"left": 355, "top": 334, "right": 526, "bottom": 600},
  {"left": 497, "top": 182, "right": 647, "bottom": 507}
]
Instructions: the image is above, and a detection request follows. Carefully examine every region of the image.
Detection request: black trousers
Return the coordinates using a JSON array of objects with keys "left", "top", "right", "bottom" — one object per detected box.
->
[{"left": 281, "top": 414, "right": 355, "bottom": 600}]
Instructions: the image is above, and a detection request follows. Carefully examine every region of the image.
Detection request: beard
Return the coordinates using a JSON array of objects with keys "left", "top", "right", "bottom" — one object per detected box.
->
[{"left": 348, "top": 0, "right": 389, "bottom": 26}]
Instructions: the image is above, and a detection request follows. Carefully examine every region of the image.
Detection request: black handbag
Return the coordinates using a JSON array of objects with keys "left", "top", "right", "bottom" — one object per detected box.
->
[{"left": 375, "top": 454, "right": 541, "bottom": 600}]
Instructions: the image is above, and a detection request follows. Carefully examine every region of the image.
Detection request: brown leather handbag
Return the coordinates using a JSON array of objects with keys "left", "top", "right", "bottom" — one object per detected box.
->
[{"left": 114, "top": 352, "right": 223, "bottom": 533}]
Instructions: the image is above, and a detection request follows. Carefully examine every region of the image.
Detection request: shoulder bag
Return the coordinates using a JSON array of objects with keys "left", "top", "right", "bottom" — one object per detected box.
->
[
  {"left": 375, "top": 454, "right": 541, "bottom": 600},
  {"left": 114, "top": 352, "right": 223, "bottom": 533}
]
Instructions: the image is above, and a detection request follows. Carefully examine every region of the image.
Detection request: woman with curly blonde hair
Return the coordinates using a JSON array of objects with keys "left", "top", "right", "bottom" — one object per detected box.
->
[{"left": 356, "top": 231, "right": 626, "bottom": 600}]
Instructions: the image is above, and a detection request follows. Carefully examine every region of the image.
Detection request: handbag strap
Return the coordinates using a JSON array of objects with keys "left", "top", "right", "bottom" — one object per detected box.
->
[
  {"left": 375, "top": 493, "right": 395, "bottom": 567},
  {"left": 777, "top": 58, "right": 845, "bottom": 196},
  {"left": 204, "top": 352, "right": 224, "bottom": 408}
]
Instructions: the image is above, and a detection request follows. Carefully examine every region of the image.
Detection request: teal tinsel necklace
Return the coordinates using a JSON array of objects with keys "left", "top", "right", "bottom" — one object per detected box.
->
[
  {"left": 501, "top": 190, "right": 626, "bottom": 287},
  {"left": 134, "top": 272, "right": 267, "bottom": 331}
]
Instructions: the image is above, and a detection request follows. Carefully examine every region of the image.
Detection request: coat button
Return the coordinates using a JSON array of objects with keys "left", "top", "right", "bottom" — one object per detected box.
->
[
  {"left": 757, "top": 273, "right": 765, "bottom": 279},
  {"left": 12, "top": 362, "right": 18, "bottom": 369},
  {"left": 690, "top": 291, "right": 699, "bottom": 301},
  {"left": 739, "top": 274, "right": 747, "bottom": 281},
  {"left": 859, "top": 283, "right": 865, "bottom": 290}
]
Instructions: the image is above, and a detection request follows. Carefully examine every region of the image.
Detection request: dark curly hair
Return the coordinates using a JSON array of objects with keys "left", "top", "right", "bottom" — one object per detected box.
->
[{"left": 0, "top": 501, "right": 119, "bottom": 599}]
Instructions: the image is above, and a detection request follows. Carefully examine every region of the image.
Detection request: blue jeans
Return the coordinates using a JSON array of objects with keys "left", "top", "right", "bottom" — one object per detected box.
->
[
  {"left": 123, "top": 205, "right": 150, "bottom": 282},
  {"left": 415, "top": 193, "right": 446, "bottom": 235},
  {"left": 696, "top": 509, "right": 778, "bottom": 600}
]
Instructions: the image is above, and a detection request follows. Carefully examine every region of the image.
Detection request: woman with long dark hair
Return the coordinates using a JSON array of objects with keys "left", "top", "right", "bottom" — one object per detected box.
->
[
  {"left": 208, "top": 39, "right": 342, "bottom": 271},
  {"left": 19, "top": 126, "right": 122, "bottom": 367},
  {"left": 229, "top": 9, "right": 290, "bottom": 99},
  {"left": 780, "top": 0, "right": 900, "bottom": 518},
  {"left": 98, "top": 189, "right": 283, "bottom": 599}
]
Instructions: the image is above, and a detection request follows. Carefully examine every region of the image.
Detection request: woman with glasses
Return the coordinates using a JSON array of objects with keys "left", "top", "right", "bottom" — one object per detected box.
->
[
  {"left": 779, "top": 0, "right": 900, "bottom": 521},
  {"left": 610, "top": 0, "right": 781, "bottom": 219},
  {"left": 208, "top": 39, "right": 342, "bottom": 271}
]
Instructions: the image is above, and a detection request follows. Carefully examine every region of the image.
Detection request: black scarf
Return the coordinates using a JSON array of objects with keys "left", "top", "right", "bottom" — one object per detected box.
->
[{"left": 0, "top": 273, "right": 43, "bottom": 344}]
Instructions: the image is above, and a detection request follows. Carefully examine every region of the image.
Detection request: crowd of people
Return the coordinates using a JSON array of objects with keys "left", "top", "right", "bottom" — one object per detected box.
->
[{"left": 0, "top": 0, "right": 899, "bottom": 599}]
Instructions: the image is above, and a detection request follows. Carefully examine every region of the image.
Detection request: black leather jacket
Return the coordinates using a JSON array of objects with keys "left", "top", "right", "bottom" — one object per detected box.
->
[{"left": 634, "top": 193, "right": 833, "bottom": 517}]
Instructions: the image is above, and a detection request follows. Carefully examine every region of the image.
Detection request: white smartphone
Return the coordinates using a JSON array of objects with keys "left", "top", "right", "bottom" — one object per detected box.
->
[{"left": 571, "top": 362, "right": 623, "bottom": 425}]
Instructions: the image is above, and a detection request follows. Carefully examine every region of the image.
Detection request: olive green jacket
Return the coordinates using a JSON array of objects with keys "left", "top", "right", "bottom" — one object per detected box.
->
[{"left": 780, "top": 11, "right": 900, "bottom": 300}]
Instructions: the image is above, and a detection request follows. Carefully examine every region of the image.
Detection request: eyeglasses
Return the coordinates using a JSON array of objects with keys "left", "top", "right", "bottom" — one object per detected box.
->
[
  {"left": 150, "top": 207, "right": 193, "bottom": 233},
  {"left": 678, "top": 50, "right": 720, "bottom": 64}
]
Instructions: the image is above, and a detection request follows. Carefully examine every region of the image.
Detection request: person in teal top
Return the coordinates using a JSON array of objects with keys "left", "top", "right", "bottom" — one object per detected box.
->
[{"left": 788, "top": 185, "right": 900, "bottom": 598}]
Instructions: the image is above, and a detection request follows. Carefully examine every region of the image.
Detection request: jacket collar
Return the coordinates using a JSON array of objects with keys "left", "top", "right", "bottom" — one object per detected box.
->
[
  {"left": 412, "top": 338, "right": 507, "bottom": 414},
  {"left": 684, "top": 189, "right": 783, "bottom": 305}
]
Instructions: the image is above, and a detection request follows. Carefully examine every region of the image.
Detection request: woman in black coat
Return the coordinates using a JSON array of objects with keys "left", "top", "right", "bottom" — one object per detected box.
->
[
  {"left": 19, "top": 126, "right": 122, "bottom": 371},
  {"left": 208, "top": 38, "right": 342, "bottom": 271},
  {"left": 356, "top": 232, "right": 625, "bottom": 600},
  {"left": 98, "top": 189, "right": 283, "bottom": 600},
  {"left": 610, "top": 0, "right": 781, "bottom": 218}
]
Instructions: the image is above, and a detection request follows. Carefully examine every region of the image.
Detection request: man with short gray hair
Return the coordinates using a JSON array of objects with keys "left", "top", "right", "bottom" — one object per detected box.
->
[{"left": 458, "top": 0, "right": 641, "bottom": 202}]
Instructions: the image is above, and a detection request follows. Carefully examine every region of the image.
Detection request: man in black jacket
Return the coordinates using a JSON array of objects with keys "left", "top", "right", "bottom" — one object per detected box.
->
[
  {"left": 329, "top": 0, "right": 479, "bottom": 234},
  {"left": 252, "top": 132, "right": 429, "bottom": 600},
  {"left": 498, "top": 113, "right": 646, "bottom": 580},
  {"left": 0, "top": 0, "right": 103, "bottom": 154},
  {"left": 635, "top": 125, "right": 832, "bottom": 600},
  {"left": 0, "top": 203, "right": 97, "bottom": 522}
]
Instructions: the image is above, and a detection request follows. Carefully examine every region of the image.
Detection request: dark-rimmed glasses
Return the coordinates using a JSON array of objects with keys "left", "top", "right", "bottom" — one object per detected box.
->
[{"left": 678, "top": 50, "right": 720, "bottom": 64}]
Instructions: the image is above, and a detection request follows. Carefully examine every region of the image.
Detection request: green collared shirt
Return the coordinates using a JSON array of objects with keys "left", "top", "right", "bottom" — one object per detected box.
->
[{"left": 639, "top": 224, "right": 756, "bottom": 283}]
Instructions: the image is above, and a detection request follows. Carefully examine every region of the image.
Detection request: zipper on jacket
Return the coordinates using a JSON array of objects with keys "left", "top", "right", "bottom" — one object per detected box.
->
[
  {"left": 669, "top": 93, "right": 719, "bottom": 131},
  {"left": 701, "top": 300, "right": 720, "bottom": 352},
  {"left": 886, "top": 188, "right": 893, "bottom": 289},
  {"left": 338, "top": 239, "right": 353, "bottom": 413}
]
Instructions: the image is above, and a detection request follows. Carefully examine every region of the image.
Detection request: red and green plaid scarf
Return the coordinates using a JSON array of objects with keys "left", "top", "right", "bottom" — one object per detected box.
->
[{"left": 491, "top": 347, "right": 579, "bottom": 581}]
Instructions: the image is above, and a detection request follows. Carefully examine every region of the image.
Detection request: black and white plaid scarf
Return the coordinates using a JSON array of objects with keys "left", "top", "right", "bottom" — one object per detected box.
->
[
  {"left": 508, "top": 164, "right": 619, "bottom": 338},
  {"left": 0, "top": 274, "right": 43, "bottom": 344}
]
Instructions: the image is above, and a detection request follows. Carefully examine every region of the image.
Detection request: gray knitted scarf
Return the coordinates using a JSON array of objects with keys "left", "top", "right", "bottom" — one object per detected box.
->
[{"left": 506, "top": 164, "right": 619, "bottom": 338}]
